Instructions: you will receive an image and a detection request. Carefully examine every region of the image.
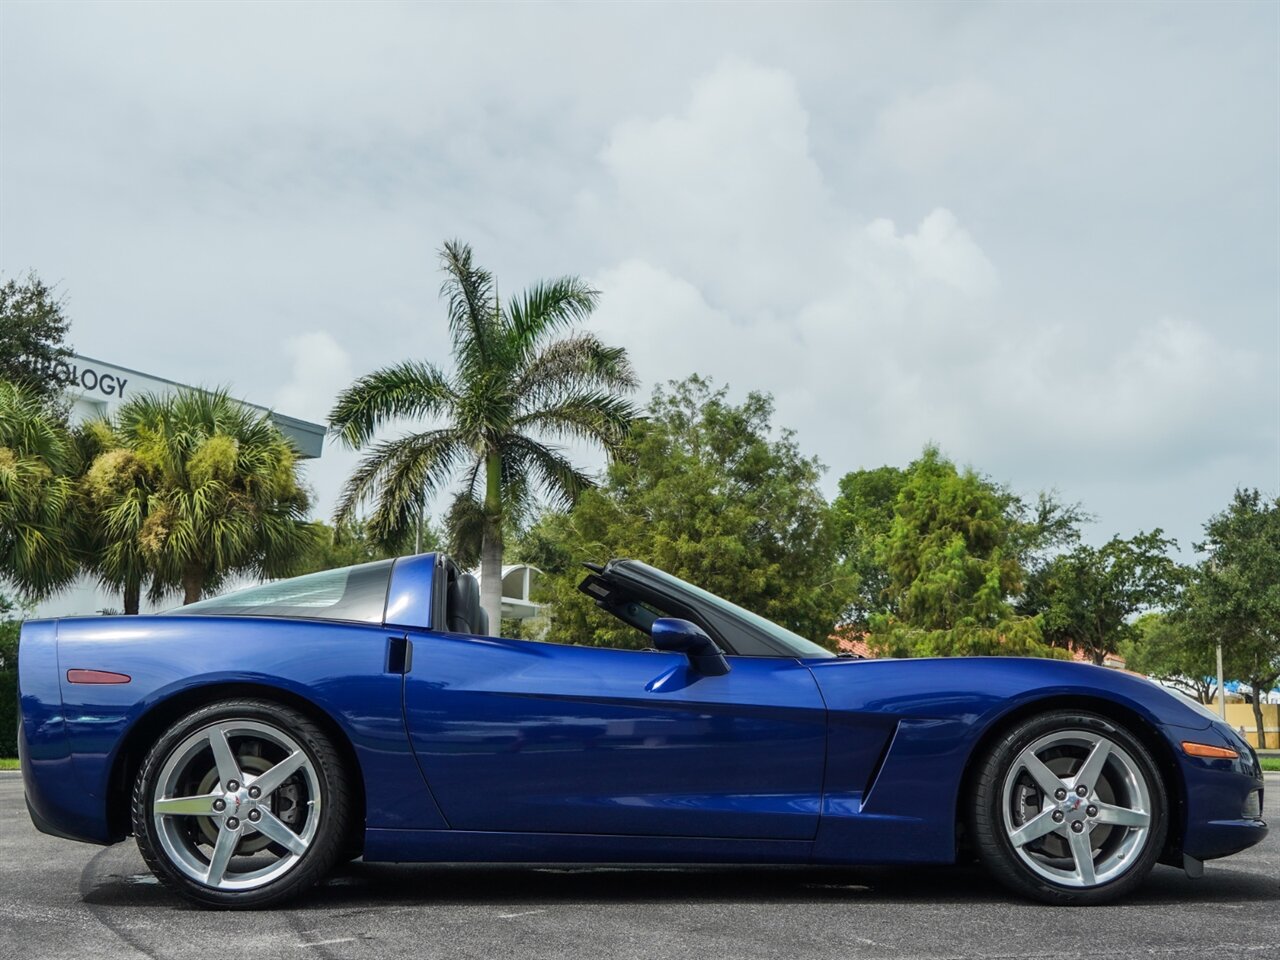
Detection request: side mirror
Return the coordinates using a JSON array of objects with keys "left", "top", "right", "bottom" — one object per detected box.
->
[{"left": 650, "top": 618, "right": 730, "bottom": 677}]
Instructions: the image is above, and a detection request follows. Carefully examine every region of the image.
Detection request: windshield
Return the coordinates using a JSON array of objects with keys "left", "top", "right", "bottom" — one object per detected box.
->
[
  {"left": 175, "top": 559, "right": 395, "bottom": 624},
  {"left": 629, "top": 562, "right": 836, "bottom": 659}
]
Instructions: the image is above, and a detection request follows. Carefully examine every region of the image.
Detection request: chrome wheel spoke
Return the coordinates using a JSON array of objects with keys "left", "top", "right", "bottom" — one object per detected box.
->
[
  {"left": 207, "top": 725, "right": 243, "bottom": 787},
  {"left": 154, "top": 793, "right": 219, "bottom": 817},
  {"left": 1021, "top": 753, "right": 1066, "bottom": 797},
  {"left": 205, "top": 826, "right": 238, "bottom": 886},
  {"left": 247, "top": 749, "right": 306, "bottom": 799},
  {"left": 1008, "top": 807, "right": 1062, "bottom": 847},
  {"left": 1093, "top": 801, "right": 1150, "bottom": 828},
  {"left": 1068, "top": 828, "right": 1097, "bottom": 885},
  {"left": 1072, "top": 738, "right": 1111, "bottom": 794},
  {"left": 250, "top": 809, "right": 308, "bottom": 856}
]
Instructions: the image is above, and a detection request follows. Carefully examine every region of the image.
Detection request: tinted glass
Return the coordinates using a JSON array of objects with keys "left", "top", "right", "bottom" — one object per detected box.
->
[
  {"left": 175, "top": 559, "right": 395, "bottom": 624},
  {"left": 627, "top": 562, "right": 836, "bottom": 659}
]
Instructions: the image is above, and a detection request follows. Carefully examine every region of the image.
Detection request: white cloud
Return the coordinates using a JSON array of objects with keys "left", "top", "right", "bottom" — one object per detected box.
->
[
  {"left": 595, "top": 60, "right": 833, "bottom": 315},
  {"left": 870, "top": 80, "right": 1014, "bottom": 175},
  {"left": 587, "top": 59, "right": 1269, "bottom": 519},
  {"left": 866, "top": 209, "right": 999, "bottom": 297},
  {"left": 273, "top": 331, "right": 352, "bottom": 424}
]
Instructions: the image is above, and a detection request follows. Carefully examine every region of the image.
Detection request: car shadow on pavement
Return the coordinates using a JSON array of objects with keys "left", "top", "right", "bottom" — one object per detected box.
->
[{"left": 80, "top": 859, "right": 1280, "bottom": 911}]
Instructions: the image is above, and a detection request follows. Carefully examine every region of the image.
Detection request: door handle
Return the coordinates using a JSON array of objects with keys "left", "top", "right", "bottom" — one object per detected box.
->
[{"left": 386, "top": 636, "right": 412, "bottom": 674}]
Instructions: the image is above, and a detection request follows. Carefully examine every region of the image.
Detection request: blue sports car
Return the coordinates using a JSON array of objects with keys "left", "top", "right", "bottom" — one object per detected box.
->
[{"left": 18, "top": 553, "right": 1266, "bottom": 908}]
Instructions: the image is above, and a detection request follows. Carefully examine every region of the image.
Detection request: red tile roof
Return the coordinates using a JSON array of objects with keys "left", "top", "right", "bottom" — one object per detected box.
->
[{"left": 830, "top": 627, "right": 1127, "bottom": 669}]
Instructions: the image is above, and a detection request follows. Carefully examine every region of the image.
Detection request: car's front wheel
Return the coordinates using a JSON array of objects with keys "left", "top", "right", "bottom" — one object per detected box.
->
[
  {"left": 970, "top": 709, "right": 1167, "bottom": 905},
  {"left": 132, "top": 698, "right": 351, "bottom": 908}
]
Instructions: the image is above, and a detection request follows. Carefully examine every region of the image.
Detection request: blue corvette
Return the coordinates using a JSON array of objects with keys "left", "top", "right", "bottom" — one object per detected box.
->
[{"left": 18, "top": 553, "right": 1266, "bottom": 908}]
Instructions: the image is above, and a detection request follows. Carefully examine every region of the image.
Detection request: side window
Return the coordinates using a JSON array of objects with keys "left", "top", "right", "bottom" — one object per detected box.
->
[{"left": 176, "top": 560, "right": 394, "bottom": 624}]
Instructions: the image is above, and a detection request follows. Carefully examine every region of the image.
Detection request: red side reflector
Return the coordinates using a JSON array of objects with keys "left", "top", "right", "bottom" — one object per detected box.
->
[
  {"left": 66, "top": 669, "right": 131, "bottom": 685},
  {"left": 1181, "top": 741, "right": 1238, "bottom": 760}
]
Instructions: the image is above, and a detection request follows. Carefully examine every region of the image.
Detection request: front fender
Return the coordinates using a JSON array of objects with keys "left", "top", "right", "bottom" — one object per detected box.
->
[{"left": 806, "top": 656, "right": 1214, "bottom": 864}]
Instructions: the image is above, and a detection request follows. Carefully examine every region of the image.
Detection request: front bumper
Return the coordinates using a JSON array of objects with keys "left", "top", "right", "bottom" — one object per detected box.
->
[{"left": 1177, "top": 722, "right": 1266, "bottom": 861}]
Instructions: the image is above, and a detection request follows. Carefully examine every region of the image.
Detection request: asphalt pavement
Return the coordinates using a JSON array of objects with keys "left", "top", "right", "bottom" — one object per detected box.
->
[{"left": 2, "top": 771, "right": 1277, "bottom": 960}]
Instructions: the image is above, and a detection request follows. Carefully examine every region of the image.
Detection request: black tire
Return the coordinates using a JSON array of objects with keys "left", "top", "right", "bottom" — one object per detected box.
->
[
  {"left": 970, "top": 710, "right": 1167, "bottom": 905},
  {"left": 132, "top": 698, "right": 352, "bottom": 909}
]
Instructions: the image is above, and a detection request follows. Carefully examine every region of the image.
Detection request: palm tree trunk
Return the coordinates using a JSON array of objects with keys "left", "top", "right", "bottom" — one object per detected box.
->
[
  {"left": 479, "top": 451, "right": 503, "bottom": 636},
  {"left": 124, "top": 577, "right": 140, "bottom": 616},
  {"left": 182, "top": 566, "right": 203, "bottom": 605}
]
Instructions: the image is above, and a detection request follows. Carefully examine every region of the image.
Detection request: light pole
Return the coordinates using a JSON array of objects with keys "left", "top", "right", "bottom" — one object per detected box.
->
[{"left": 1216, "top": 643, "right": 1226, "bottom": 720}]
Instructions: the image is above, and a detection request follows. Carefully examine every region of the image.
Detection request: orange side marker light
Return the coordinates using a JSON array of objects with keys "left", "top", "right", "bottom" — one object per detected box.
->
[{"left": 1181, "top": 741, "right": 1238, "bottom": 760}]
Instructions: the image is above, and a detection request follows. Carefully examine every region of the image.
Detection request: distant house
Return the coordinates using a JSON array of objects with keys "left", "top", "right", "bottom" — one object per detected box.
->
[{"left": 832, "top": 628, "right": 1128, "bottom": 669}]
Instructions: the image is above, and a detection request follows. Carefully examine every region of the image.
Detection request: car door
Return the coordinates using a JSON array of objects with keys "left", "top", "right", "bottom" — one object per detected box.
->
[{"left": 401, "top": 631, "right": 827, "bottom": 840}]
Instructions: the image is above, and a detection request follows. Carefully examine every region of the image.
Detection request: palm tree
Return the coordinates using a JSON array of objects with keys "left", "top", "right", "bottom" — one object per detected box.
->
[
  {"left": 0, "top": 379, "right": 81, "bottom": 600},
  {"left": 330, "top": 240, "right": 639, "bottom": 634},
  {"left": 75, "top": 420, "right": 157, "bottom": 614},
  {"left": 108, "top": 388, "right": 316, "bottom": 604}
]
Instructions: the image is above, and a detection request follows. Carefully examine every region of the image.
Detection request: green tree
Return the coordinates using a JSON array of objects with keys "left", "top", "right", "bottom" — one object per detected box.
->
[
  {"left": 518, "top": 376, "right": 847, "bottom": 649},
  {"left": 0, "top": 379, "right": 81, "bottom": 601},
  {"left": 830, "top": 466, "right": 906, "bottom": 627},
  {"left": 75, "top": 419, "right": 154, "bottom": 614},
  {"left": 330, "top": 240, "right": 638, "bottom": 634},
  {"left": 1020, "top": 530, "right": 1182, "bottom": 665},
  {"left": 0, "top": 595, "right": 19, "bottom": 754},
  {"left": 291, "top": 518, "right": 441, "bottom": 576},
  {"left": 103, "top": 388, "right": 316, "bottom": 604},
  {"left": 1121, "top": 611, "right": 1218, "bottom": 703},
  {"left": 0, "top": 273, "right": 73, "bottom": 405},
  {"left": 832, "top": 464, "right": 1084, "bottom": 634},
  {"left": 1186, "top": 489, "right": 1280, "bottom": 747},
  {"left": 869, "top": 446, "right": 1064, "bottom": 659}
]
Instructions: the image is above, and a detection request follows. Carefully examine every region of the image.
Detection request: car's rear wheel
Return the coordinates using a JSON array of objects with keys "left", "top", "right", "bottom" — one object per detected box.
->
[
  {"left": 970, "top": 709, "right": 1167, "bottom": 905},
  {"left": 132, "top": 698, "right": 351, "bottom": 908}
]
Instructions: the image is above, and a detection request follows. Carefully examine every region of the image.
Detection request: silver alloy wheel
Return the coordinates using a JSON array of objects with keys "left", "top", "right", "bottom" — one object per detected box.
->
[
  {"left": 1000, "top": 728, "right": 1152, "bottom": 888},
  {"left": 151, "top": 720, "right": 322, "bottom": 891}
]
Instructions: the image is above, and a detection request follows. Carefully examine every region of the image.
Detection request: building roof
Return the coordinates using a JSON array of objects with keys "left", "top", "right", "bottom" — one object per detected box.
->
[
  {"left": 57, "top": 354, "right": 326, "bottom": 458},
  {"left": 831, "top": 627, "right": 1129, "bottom": 669}
]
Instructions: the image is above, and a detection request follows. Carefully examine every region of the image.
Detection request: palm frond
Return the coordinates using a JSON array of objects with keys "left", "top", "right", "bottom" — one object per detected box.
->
[
  {"left": 442, "top": 491, "right": 487, "bottom": 568},
  {"left": 334, "top": 429, "right": 470, "bottom": 545},
  {"left": 503, "top": 434, "right": 595, "bottom": 509},
  {"left": 513, "top": 333, "right": 639, "bottom": 413},
  {"left": 0, "top": 380, "right": 83, "bottom": 599},
  {"left": 440, "top": 240, "right": 498, "bottom": 379},
  {"left": 514, "top": 390, "right": 638, "bottom": 451},
  {"left": 504, "top": 277, "right": 599, "bottom": 356},
  {"left": 328, "top": 360, "right": 457, "bottom": 449}
]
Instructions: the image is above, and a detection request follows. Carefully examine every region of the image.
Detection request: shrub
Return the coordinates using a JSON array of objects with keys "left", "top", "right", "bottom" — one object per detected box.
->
[{"left": 0, "top": 617, "right": 18, "bottom": 757}]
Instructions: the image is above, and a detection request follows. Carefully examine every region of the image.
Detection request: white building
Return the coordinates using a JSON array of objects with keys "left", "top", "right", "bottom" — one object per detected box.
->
[{"left": 28, "top": 354, "right": 326, "bottom": 618}]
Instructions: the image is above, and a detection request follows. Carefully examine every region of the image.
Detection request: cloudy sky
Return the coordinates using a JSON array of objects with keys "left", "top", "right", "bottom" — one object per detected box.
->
[{"left": 2, "top": 1, "right": 1276, "bottom": 557}]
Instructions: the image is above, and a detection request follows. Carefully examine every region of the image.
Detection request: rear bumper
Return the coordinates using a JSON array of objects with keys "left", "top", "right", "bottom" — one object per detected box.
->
[
  {"left": 17, "top": 621, "right": 114, "bottom": 846},
  {"left": 19, "top": 713, "right": 112, "bottom": 845},
  {"left": 24, "top": 791, "right": 107, "bottom": 845}
]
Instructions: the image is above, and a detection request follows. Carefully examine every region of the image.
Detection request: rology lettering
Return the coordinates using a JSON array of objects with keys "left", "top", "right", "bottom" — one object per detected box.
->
[{"left": 46, "top": 360, "right": 128, "bottom": 399}]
